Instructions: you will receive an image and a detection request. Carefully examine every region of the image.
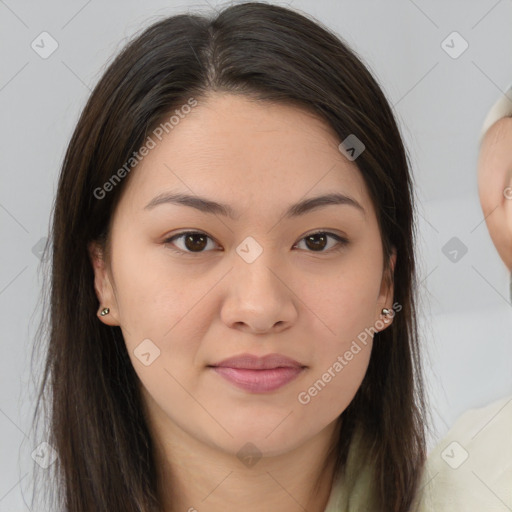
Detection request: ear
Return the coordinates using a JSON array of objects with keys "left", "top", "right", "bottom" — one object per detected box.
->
[
  {"left": 375, "top": 247, "right": 397, "bottom": 332},
  {"left": 88, "top": 241, "right": 120, "bottom": 326}
]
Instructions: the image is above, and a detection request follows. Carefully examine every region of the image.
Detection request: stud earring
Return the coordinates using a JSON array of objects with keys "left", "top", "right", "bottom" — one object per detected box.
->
[
  {"left": 100, "top": 307, "right": 110, "bottom": 316},
  {"left": 381, "top": 308, "right": 391, "bottom": 316}
]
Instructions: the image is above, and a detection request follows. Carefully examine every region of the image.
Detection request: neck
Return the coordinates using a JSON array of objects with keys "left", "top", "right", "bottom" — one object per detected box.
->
[{"left": 151, "top": 417, "right": 341, "bottom": 512}]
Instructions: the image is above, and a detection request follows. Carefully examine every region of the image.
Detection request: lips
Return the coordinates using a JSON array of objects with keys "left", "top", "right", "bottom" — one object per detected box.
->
[
  {"left": 210, "top": 353, "right": 305, "bottom": 370},
  {"left": 208, "top": 353, "right": 306, "bottom": 393}
]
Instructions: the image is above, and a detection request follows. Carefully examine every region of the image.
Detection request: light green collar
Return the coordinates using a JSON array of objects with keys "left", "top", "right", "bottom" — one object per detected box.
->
[{"left": 323, "top": 471, "right": 345, "bottom": 511}]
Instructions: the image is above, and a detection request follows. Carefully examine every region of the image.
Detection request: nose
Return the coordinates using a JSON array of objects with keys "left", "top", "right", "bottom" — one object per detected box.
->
[{"left": 220, "top": 248, "right": 298, "bottom": 334}]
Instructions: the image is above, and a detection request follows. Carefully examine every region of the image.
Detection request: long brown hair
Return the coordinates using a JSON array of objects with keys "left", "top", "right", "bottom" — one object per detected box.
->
[{"left": 30, "top": 2, "right": 428, "bottom": 510}]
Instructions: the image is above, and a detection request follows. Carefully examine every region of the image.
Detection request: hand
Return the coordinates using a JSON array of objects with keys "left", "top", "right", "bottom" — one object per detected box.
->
[{"left": 477, "top": 115, "right": 512, "bottom": 271}]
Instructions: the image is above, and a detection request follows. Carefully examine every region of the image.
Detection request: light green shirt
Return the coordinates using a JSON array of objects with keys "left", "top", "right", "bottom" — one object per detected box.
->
[
  {"left": 323, "top": 427, "right": 375, "bottom": 511},
  {"left": 323, "top": 465, "right": 374, "bottom": 512},
  {"left": 414, "top": 394, "right": 512, "bottom": 511},
  {"left": 324, "top": 396, "right": 512, "bottom": 510}
]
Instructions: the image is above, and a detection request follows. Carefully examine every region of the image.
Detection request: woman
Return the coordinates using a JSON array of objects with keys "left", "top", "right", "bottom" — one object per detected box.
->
[{"left": 30, "top": 2, "right": 427, "bottom": 511}]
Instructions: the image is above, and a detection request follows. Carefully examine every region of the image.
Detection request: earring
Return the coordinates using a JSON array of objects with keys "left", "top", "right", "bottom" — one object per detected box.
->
[
  {"left": 100, "top": 307, "right": 110, "bottom": 316},
  {"left": 381, "top": 308, "right": 391, "bottom": 316}
]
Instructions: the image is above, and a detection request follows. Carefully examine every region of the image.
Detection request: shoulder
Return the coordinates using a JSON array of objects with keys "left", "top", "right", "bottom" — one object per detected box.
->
[{"left": 414, "top": 395, "right": 512, "bottom": 511}]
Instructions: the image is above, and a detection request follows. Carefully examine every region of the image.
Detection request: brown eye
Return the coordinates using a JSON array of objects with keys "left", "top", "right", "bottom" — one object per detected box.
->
[
  {"left": 305, "top": 233, "right": 328, "bottom": 251},
  {"left": 164, "top": 231, "right": 218, "bottom": 254},
  {"left": 294, "top": 231, "right": 348, "bottom": 253},
  {"left": 164, "top": 230, "right": 348, "bottom": 256}
]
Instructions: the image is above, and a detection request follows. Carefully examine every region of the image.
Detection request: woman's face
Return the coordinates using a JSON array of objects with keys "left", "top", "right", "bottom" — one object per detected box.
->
[{"left": 90, "top": 92, "right": 395, "bottom": 458}]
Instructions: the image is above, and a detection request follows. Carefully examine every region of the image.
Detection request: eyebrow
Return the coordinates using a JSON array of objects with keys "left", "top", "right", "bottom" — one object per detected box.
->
[{"left": 144, "top": 191, "right": 365, "bottom": 219}]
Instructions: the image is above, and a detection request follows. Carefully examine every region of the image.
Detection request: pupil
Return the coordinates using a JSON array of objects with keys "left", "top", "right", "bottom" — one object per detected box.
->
[
  {"left": 306, "top": 233, "right": 326, "bottom": 251},
  {"left": 186, "top": 234, "right": 207, "bottom": 252}
]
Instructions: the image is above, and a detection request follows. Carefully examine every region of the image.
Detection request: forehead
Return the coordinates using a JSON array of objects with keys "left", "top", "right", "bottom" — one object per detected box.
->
[{"left": 118, "top": 93, "right": 374, "bottom": 218}]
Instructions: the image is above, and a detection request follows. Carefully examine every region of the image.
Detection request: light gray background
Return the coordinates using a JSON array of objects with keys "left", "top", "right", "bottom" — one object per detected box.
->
[{"left": 1, "top": 0, "right": 511, "bottom": 509}]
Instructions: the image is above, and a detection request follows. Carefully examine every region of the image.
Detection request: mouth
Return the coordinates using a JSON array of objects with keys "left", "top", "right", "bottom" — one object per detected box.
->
[
  {"left": 208, "top": 353, "right": 307, "bottom": 393},
  {"left": 209, "top": 366, "right": 305, "bottom": 393}
]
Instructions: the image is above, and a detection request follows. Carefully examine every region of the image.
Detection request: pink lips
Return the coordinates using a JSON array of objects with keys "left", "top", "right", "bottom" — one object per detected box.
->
[{"left": 209, "top": 353, "right": 306, "bottom": 393}]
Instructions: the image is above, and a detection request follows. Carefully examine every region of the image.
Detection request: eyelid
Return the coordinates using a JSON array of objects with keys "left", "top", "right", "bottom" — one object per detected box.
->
[{"left": 163, "top": 229, "right": 349, "bottom": 255}]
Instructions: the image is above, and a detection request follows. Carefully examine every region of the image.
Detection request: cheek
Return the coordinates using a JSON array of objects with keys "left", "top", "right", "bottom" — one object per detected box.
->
[
  {"left": 298, "top": 249, "right": 381, "bottom": 399},
  {"left": 111, "top": 240, "right": 207, "bottom": 355},
  {"left": 293, "top": 335, "right": 372, "bottom": 442},
  {"left": 304, "top": 261, "right": 383, "bottom": 342}
]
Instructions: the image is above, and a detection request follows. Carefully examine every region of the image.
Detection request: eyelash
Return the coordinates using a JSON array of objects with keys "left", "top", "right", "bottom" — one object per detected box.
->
[{"left": 163, "top": 230, "right": 349, "bottom": 256}]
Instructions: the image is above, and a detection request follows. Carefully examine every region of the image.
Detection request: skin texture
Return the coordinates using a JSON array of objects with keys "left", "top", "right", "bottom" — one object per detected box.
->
[
  {"left": 89, "top": 93, "right": 396, "bottom": 512},
  {"left": 478, "top": 115, "right": 512, "bottom": 271}
]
